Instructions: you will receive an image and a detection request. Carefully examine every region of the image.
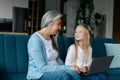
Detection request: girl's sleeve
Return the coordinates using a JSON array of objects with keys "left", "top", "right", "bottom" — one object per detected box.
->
[
  {"left": 28, "top": 35, "right": 70, "bottom": 73},
  {"left": 83, "top": 47, "right": 92, "bottom": 69},
  {"left": 65, "top": 45, "right": 75, "bottom": 65}
]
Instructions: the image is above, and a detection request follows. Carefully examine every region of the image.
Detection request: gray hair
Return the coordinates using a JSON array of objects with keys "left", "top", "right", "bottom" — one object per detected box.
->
[{"left": 41, "top": 10, "right": 62, "bottom": 28}]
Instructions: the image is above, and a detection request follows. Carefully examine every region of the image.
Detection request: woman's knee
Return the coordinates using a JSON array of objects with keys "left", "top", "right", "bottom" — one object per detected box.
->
[
  {"left": 65, "top": 70, "right": 81, "bottom": 80},
  {"left": 40, "top": 71, "right": 73, "bottom": 80},
  {"left": 60, "top": 71, "right": 73, "bottom": 80}
]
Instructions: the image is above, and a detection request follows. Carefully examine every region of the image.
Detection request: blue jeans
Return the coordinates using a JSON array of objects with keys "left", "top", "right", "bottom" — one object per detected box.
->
[
  {"left": 39, "top": 70, "right": 80, "bottom": 80},
  {"left": 81, "top": 73, "right": 108, "bottom": 80}
]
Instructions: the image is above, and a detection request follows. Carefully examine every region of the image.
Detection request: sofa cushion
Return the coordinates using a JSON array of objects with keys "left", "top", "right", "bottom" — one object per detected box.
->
[
  {"left": 0, "top": 34, "right": 30, "bottom": 74},
  {"left": 107, "top": 75, "right": 120, "bottom": 80},
  {"left": 15, "top": 35, "right": 30, "bottom": 73},
  {"left": 0, "top": 34, "right": 5, "bottom": 73},
  {"left": 63, "top": 37, "right": 74, "bottom": 52},
  {"left": 0, "top": 73, "right": 26, "bottom": 80},
  {"left": 0, "top": 35, "right": 17, "bottom": 74},
  {"left": 105, "top": 43, "right": 120, "bottom": 68},
  {"left": 57, "top": 37, "right": 74, "bottom": 62},
  {"left": 106, "top": 68, "right": 120, "bottom": 80},
  {"left": 106, "top": 68, "right": 120, "bottom": 76},
  {"left": 57, "top": 36, "right": 66, "bottom": 61},
  {"left": 91, "top": 38, "right": 115, "bottom": 58}
]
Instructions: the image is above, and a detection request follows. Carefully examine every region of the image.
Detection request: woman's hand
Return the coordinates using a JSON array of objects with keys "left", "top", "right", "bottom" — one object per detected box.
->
[{"left": 70, "top": 65, "right": 81, "bottom": 73}]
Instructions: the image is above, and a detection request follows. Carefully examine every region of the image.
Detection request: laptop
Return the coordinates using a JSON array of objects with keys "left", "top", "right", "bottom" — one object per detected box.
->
[{"left": 84, "top": 56, "right": 114, "bottom": 76}]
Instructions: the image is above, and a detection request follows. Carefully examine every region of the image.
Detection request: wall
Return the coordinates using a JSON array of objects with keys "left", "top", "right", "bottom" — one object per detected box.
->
[
  {"left": 0, "top": 0, "right": 114, "bottom": 37},
  {"left": 45, "top": 0, "right": 60, "bottom": 12},
  {"left": 94, "top": 0, "right": 114, "bottom": 38},
  {"left": 66, "top": 0, "right": 80, "bottom": 37},
  {"left": 0, "top": 0, "right": 28, "bottom": 19},
  {"left": 64, "top": 0, "right": 114, "bottom": 38}
]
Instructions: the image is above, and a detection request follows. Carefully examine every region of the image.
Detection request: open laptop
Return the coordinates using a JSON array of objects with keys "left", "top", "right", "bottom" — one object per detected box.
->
[{"left": 84, "top": 56, "right": 114, "bottom": 76}]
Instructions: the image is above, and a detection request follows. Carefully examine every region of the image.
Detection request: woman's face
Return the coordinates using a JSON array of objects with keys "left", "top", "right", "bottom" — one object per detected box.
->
[
  {"left": 75, "top": 26, "right": 86, "bottom": 41},
  {"left": 50, "top": 18, "right": 62, "bottom": 35}
]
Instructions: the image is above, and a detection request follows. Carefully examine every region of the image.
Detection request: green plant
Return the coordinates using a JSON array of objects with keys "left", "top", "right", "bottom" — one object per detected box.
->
[{"left": 75, "top": 0, "right": 94, "bottom": 28}]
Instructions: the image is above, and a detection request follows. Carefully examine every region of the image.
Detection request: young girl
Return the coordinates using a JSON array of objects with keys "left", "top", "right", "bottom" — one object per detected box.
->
[{"left": 65, "top": 24, "right": 108, "bottom": 80}]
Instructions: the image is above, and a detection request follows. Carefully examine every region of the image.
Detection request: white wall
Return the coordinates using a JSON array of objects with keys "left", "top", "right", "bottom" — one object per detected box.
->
[
  {"left": 105, "top": 0, "right": 114, "bottom": 38},
  {"left": 94, "top": 0, "right": 114, "bottom": 38},
  {"left": 0, "top": 0, "right": 28, "bottom": 19}
]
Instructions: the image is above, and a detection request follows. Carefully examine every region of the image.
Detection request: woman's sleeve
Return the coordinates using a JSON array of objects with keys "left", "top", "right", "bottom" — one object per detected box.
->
[
  {"left": 28, "top": 35, "right": 70, "bottom": 73},
  {"left": 57, "top": 58, "right": 64, "bottom": 65},
  {"left": 65, "top": 45, "right": 75, "bottom": 65}
]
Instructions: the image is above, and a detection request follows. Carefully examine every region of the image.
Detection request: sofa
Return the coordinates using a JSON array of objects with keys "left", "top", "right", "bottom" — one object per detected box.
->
[
  {"left": 0, "top": 34, "right": 29, "bottom": 80},
  {"left": 0, "top": 34, "right": 120, "bottom": 80}
]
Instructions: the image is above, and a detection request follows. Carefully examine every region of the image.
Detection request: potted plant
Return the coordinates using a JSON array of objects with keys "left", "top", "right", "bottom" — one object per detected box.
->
[{"left": 75, "top": 0, "right": 94, "bottom": 28}]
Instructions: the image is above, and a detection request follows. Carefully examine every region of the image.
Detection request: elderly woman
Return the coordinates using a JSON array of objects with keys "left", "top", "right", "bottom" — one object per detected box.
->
[{"left": 26, "top": 10, "right": 81, "bottom": 80}]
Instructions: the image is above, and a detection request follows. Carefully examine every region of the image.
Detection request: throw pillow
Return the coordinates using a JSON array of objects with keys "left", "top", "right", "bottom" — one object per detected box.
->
[{"left": 104, "top": 43, "right": 120, "bottom": 68}]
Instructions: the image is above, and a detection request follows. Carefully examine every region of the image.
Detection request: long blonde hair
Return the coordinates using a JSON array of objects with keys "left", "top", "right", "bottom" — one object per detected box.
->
[{"left": 73, "top": 24, "right": 92, "bottom": 65}]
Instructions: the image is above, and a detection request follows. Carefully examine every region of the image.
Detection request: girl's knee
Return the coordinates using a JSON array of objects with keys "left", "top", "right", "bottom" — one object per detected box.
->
[
  {"left": 88, "top": 75, "right": 99, "bottom": 80},
  {"left": 97, "top": 73, "right": 108, "bottom": 80}
]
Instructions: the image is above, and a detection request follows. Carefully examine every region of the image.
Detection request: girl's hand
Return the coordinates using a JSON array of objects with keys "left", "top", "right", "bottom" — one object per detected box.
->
[{"left": 79, "top": 66, "right": 88, "bottom": 73}]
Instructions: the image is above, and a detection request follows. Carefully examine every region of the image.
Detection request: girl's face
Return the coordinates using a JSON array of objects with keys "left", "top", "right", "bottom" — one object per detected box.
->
[
  {"left": 75, "top": 26, "right": 86, "bottom": 41},
  {"left": 49, "top": 18, "right": 62, "bottom": 35}
]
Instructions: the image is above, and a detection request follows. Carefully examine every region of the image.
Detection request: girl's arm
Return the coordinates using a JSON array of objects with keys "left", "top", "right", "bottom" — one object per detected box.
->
[
  {"left": 80, "top": 47, "right": 92, "bottom": 73},
  {"left": 65, "top": 45, "right": 75, "bottom": 65},
  {"left": 83, "top": 47, "right": 92, "bottom": 70}
]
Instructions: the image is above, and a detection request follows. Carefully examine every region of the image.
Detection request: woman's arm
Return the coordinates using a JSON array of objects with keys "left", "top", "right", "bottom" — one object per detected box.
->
[{"left": 28, "top": 34, "right": 70, "bottom": 73}]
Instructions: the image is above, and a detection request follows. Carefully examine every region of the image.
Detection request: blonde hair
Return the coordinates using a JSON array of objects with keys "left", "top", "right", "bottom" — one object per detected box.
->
[{"left": 73, "top": 24, "right": 92, "bottom": 65}]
